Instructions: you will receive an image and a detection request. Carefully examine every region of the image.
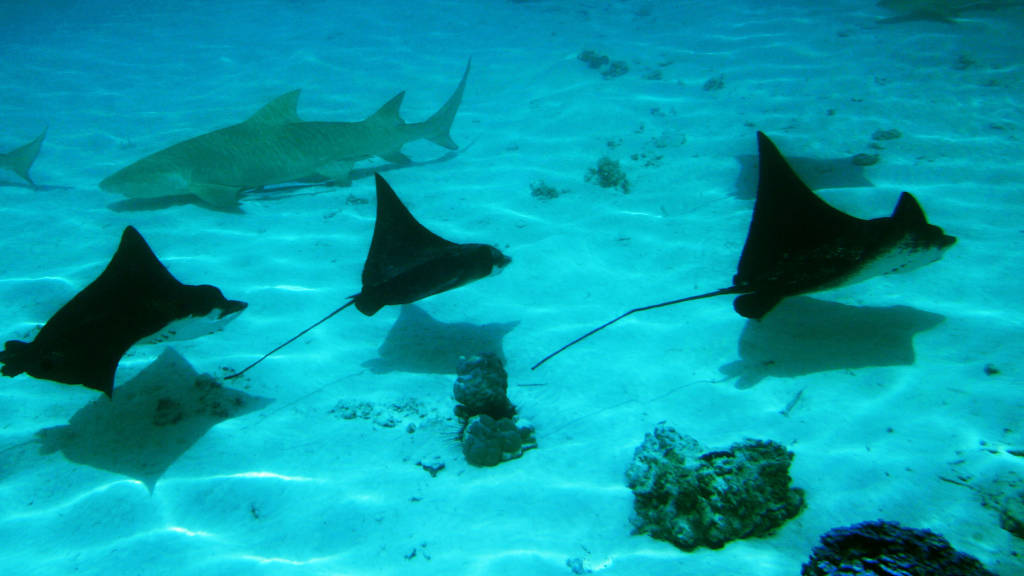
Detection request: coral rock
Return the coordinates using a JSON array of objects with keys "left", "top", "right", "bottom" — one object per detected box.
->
[
  {"left": 462, "top": 415, "right": 536, "bottom": 467},
  {"left": 801, "top": 520, "right": 997, "bottom": 576},
  {"left": 585, "top": 156, "right": 630, "bottom": 193},
  {"left": 625, "top": 423, "right": 804, "bottom": 550},
  {"left": 454, "top": 353, "right": 515, "bottom": 420}
]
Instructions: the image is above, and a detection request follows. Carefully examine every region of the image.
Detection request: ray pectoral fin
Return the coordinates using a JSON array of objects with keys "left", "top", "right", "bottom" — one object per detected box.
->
[
  {"left": 84, "top": 359, "right": 119, "bottom": 398},
  {"left": 733, "top": 291, "right": 784, "bottom": 320},
  {"left": 890, "top": 192, "right": 925, "bottom": 224},
  {"left": 190, "top": 183, "right": 242, "bottom": 207}
]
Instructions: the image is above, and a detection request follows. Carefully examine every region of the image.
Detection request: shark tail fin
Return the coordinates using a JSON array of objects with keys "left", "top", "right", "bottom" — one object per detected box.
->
[
  {"left": 0, "top": 127, "right": 47, "bottom": 186},
  {"left": 421, "top": 59, "right": 470, "bottom": 150}
]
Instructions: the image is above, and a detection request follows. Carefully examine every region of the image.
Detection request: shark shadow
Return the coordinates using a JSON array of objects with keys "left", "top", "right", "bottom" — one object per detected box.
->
[
  {"left": 362, "top": 304, "right": 518, "bottom": 374},
  {"left": 36, "top": 347, "right": 271, "bottom": 491},
  {"left": 733, "top": 153, "right": 873, "bottom": 200},
  {"left": 719, "top": 296, "right": 945, "bottom": 389}
]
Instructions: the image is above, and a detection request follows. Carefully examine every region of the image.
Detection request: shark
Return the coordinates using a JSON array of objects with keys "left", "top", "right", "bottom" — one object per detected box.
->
[
  {"left": 99, "top": 61, "right": 471, "bottom": 208},
  {"left": 531, "top": 131, "right": 956, "bottom": 369},
  {"left": 877, "top": 0, "right": 1024, "bottom": 23},
  {"left": 0, "top": 127, "right": 46, "bottom": 186},
  {"left": 225, "top": 173, "right": 510, "bottom": 379}
]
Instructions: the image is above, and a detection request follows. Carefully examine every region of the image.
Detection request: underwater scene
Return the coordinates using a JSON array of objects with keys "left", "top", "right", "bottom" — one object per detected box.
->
[{"left": 1, "top": 1, "right": 1022, "bottom": 574}]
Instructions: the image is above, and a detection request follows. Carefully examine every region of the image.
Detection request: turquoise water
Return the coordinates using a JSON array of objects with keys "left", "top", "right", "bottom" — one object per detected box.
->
[{"left": 1, "top": 1, "right": 1022, "bottom": 574}]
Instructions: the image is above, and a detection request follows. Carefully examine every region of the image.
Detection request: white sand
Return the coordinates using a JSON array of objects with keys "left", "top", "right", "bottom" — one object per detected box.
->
[{"left": 0, "top": 1, "right": 1021, "bottom": 574}]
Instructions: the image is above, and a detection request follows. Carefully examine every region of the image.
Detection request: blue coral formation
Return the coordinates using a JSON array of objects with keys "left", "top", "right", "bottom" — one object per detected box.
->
[
  {"left": 625, "top": 423, "right": 804, "bottom": 550},
  {"left": 801, "top": 520, "right": 997, "bottom": 576}
]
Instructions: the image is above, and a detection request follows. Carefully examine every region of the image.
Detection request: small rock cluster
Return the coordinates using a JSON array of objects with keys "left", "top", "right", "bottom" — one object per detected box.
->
[
  {"left": 530, "top": 180, "right": 568, "bottom": 200},
  {"left": 625, "top": 423, "right": 804, "bottom": 550},
  {"left": 453, "top": 353, "right": 535, "bottom": 467},
  {"left": 330, "top": 397, "right": 428, "bottom": 431},
  {"left": 577, "top": 49, "right": 629, "bottom": 79},
  {"left": 801, "top": 520, "right": 997, "bottom": 576},
  {"left": 585, "top": 156, "right": 630, "bottom": 193},
  {"left": 979, "top": 470, "right": 1024, "bottom": 540}
]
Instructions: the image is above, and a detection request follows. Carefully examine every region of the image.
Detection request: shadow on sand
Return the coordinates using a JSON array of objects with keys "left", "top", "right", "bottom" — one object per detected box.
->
[{"left": 720, "top": 296, "right": 945, "bottom": 388}]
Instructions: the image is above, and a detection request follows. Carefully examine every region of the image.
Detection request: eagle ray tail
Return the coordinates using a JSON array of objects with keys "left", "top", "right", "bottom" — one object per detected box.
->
[{"left": 225, "top": 300, "right": 355, "bottom": 380}]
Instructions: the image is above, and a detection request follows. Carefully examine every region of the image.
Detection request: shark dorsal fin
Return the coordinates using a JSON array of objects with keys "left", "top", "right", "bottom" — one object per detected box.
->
[
  {"left": 891, "top": 191, "right": 926, "bottom": 224},
  {"left": 361, "top": 173, "right": 457, "bottom": 289},
  {"left": 734, "top": 132, "right": 864, "bottom": 287},
  {"left": 365, "top": 92, "right": 406, "bottom": 126},
  {"left": 245, "top": 90, "right": 303, "bottom": 125}
]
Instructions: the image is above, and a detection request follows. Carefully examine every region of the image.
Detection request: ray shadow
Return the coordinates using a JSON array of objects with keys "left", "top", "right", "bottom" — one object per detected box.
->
[
  {"left": 719, "top": 296, "right": 945, "bottom": 389},
  {"left": 362, "top": 304, "right": 519, "bottom": 375},
  {"left": 733, "top": 154, "right": 874, "bottom": 199},
  {"left": 36, "top": 347, "right": 271, "bottom": 491}
]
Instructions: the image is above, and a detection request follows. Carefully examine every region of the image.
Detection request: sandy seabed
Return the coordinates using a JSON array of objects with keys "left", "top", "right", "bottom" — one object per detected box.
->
[{"left": 0, "top": 1, "right": 1021, "bottom": 574}]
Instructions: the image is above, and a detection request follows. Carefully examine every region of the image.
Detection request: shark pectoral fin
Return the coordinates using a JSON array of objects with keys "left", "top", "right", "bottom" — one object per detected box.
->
[
  {"left": 190, "top": 183, "right": 242, "bottom": 207},
  {"left": 318, "top": 160, "right": 355, "bottom": 186},
  {"left": 733, "top": 291, "right": 784, "bottom": 319},
  {"left": 378, "top": 150, "right": 412, "bottom": 165}
]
